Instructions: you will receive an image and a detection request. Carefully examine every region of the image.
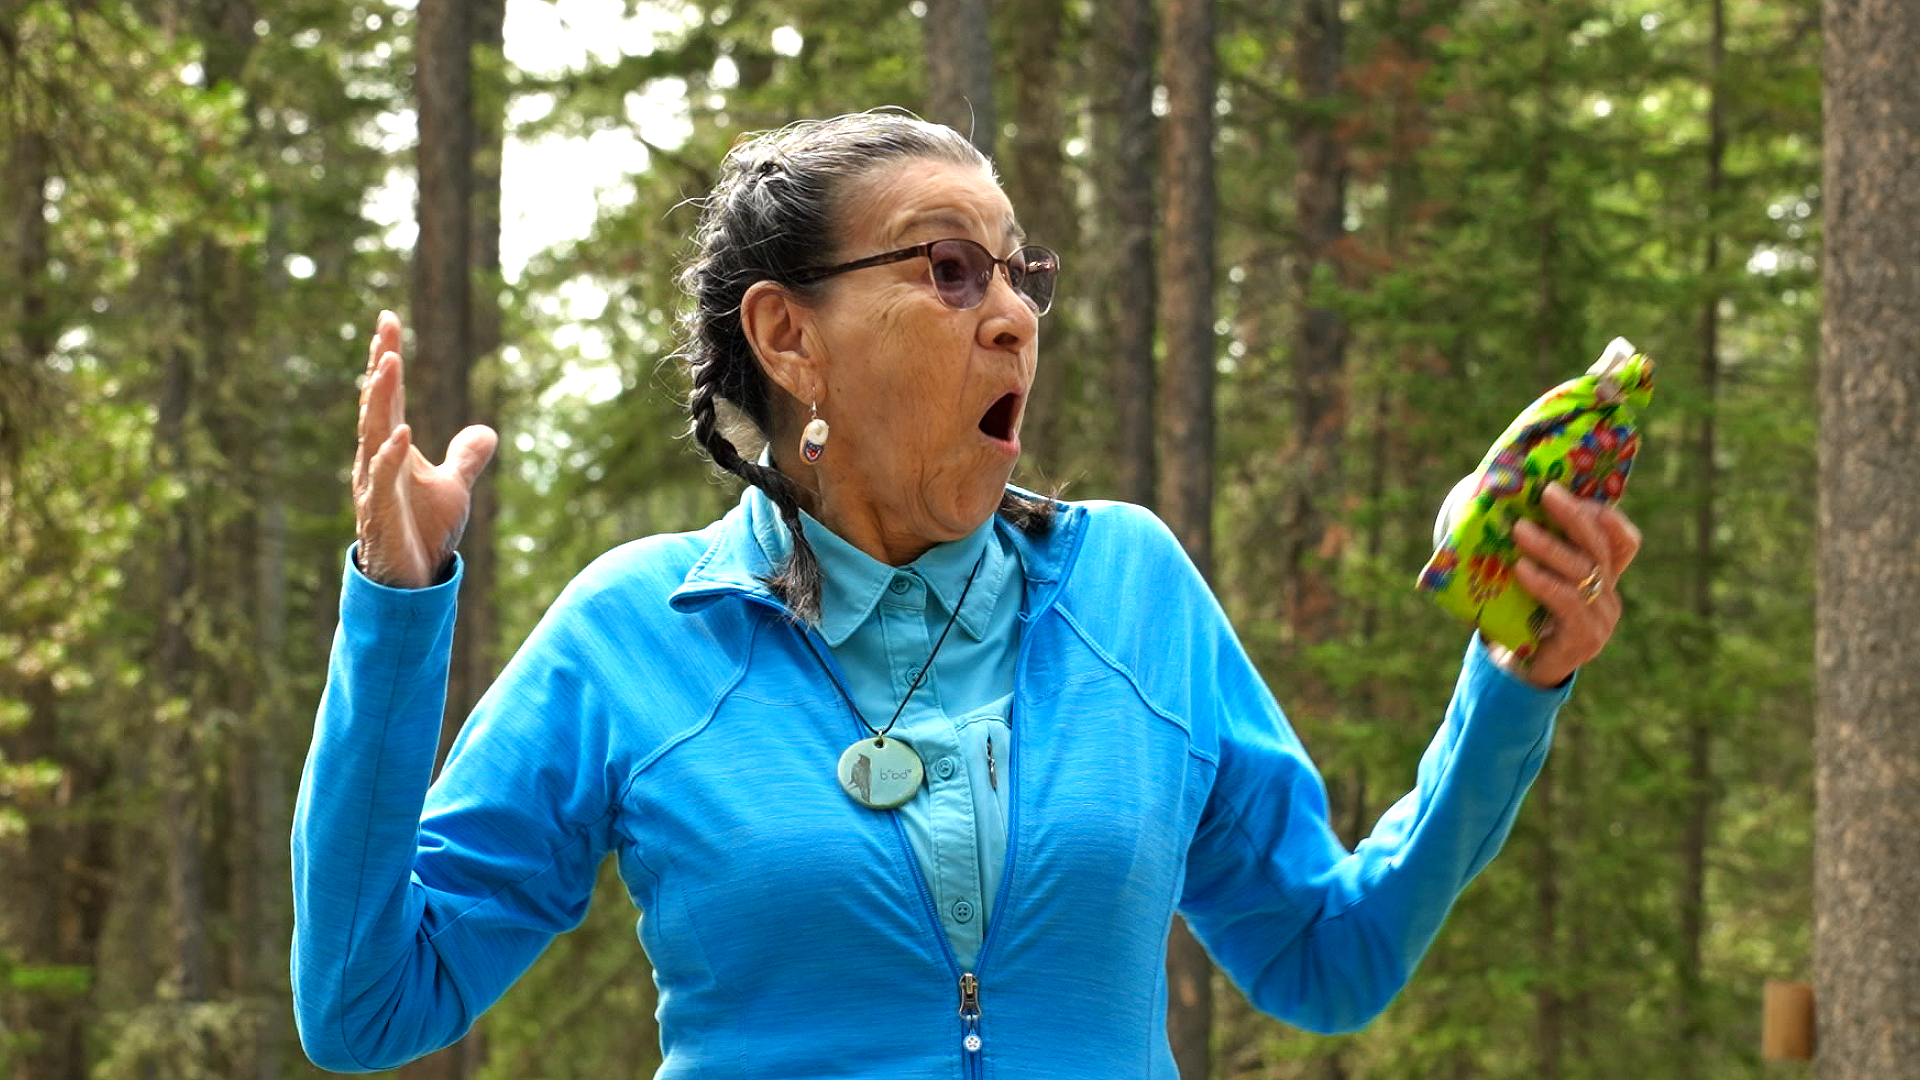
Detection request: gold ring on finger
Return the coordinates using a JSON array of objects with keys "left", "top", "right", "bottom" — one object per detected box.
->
[{"left": 1577, "top": 565, "right": 1604, "bottom": 605}]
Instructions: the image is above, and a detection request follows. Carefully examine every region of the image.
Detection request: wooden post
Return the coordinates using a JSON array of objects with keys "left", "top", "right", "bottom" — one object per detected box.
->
[{"left": 1762, "top": 980, "right": 1815, "bottom": 1061}]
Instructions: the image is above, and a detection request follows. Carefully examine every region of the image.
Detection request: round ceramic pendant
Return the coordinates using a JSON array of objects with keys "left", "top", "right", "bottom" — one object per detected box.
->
[{"left": 837, "top": 735, "right": 923, "bottom": 810}]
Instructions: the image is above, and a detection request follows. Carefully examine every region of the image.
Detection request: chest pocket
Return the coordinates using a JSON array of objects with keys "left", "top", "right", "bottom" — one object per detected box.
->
[
  {"left": 1000, "top": 659, "right": 1209, "bottom": 938},
  {"left": 619, "top": 688, "right": 959, "bottom": 989}
]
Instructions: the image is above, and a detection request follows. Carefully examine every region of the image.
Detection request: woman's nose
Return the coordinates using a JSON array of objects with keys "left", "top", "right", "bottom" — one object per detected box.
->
[{"left": 978, "top": 269, "right": 1037, "bottom": 350}]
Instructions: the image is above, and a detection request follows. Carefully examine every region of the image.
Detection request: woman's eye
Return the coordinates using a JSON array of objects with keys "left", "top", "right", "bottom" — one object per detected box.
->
[{"left": 932, "top": 257, "right": 972, "bottom": 286}]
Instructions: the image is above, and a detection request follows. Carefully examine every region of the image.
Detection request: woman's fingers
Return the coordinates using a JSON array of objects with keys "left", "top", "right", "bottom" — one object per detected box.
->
[
  {"left": 443, "top": 424, "right": 499, "bottom": 490},
  {"left": 1511, "top": 557, "right": 1612, "bottom": 686},
  {"left": 1514, "top": 554, "right": 1614, "bottom": 622},
  {"left": 355, "top": 336, "right": 389, "bottom": 493},
  {"left": 383, "top": 350, "right": 406, "bottom": 435},
  {"left": 1499, "top": 482, "right": 1643, "bottom": 687},
  {"left": 354, "top": 370, "right": 372, "bottom": 495},
  {"left": 350, "top": 310, "right": 493, "bottom": 588},
  {"left": 366, "top": 424, "right": 412, "bottom": 532},
  {"left": 369, "top": 423, "right": 411, "bottom": 502},
  {"left": 360, "top": 355, "right": 398, "bottom": 477},
  {"left": 374, "top": 309, "right": 402, "bottom": 368},
  {"left": 1511, "top": 486, "right": 1641, "bottom": 594},
  {"left": 1600, "top": 505, "right": 1642, "bottom": 575},
  {"left": 359, "top": 423, "right": 414, "bottom": 583},
  {"left": 363, "top": 310, "right": 406, "bottom": 466},
  {"left": 1511, "top": 518, "right": 1588, "bottom": 588},
  {"left": 1512, "top": 495, "right": 1603, "bottom": 591},
  {"left": 355, "top": 312, "right": 407, "bottom": 579},
  {"left": 1542, "top": 483, "right": 1613, "bottom": 581}
]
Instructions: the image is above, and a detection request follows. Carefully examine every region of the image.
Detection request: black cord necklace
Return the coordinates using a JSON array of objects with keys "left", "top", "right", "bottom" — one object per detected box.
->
[{"left": 799, "top": 551, "right": 985, "bottom": 810}]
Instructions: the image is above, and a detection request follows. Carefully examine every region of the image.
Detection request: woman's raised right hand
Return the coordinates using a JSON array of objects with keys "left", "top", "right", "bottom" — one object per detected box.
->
[{"left": 352, "top": 311, "right": 499, "bottom": 589}]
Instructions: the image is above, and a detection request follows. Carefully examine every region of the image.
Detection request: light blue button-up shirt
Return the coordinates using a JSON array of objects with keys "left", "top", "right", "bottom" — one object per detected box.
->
[{"left": 746, "top": 487, "right": 1019, "bottom": 969}]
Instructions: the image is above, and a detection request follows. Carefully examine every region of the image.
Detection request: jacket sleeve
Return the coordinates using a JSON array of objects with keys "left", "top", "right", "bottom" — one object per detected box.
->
[
  {"left": 1177, "top": 568, "right": 1568, "bottom": 1034},
  {"left": 291, "top": 549, "right": 618, "bottom": 1072}
]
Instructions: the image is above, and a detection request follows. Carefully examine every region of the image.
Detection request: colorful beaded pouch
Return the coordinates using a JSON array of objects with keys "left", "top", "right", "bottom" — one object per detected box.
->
[{"left": 1417, "top": 338, "right": 1654, "bottom": 661}]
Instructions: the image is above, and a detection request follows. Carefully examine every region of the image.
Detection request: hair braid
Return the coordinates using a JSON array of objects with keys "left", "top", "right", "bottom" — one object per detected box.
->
[{"left": 686, "top": 352, "right": 825, "bottom": 622}]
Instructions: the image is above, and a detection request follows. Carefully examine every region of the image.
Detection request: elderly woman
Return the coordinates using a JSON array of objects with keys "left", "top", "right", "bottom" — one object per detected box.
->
[{"left": 293, "top": 112, "right": 1639, "bottom": 1077}]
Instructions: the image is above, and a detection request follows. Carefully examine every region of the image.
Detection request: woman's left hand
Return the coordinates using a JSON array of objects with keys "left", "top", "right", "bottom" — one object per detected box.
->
[{"left": 1499, "top": 481, "right": 1644, "bottom": 688}]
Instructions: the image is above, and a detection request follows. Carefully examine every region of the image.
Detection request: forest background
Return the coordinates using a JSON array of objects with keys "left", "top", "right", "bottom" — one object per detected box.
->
[{"left": 0, "top": 0, "right": 1835, "bottom": 1077}]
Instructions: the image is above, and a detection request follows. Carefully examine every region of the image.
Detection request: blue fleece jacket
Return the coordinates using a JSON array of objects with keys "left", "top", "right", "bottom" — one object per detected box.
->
[{"left": 291, "top": 495, "right": 1567, "bottom": 1078}]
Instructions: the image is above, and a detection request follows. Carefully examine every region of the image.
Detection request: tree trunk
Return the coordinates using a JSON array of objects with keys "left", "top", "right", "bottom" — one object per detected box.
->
[
  {"left": 1525, "top": 7, "right": 1566, "bottom": 1074},
  {"left": 1158, "top": 0, "right": 1217, "bottom": 1074},
  {"left": 411, "top": 0, "right": 475, "bottom": 525},
  {"left": 402, "top": 3, "right": 488, "bottom": 1075},
  {"left": 1287, "top": 7, "right": 1352, "bottom": 1071},
  {"left": 1525, "top": 0, "right": 1565, "bottom": 386},
  {"left": 154, "top": 240, "right": 211, "bottom": 1011},
  {"left": 0, "top": 107, "right": 106, "bottom": 1080},
  {"left": 244, "top": 137, "right": 294, "bottom": 1080},
  {"left": 1675, "top": 0, "right": 1724, "bottom": 1069},
  {"left": 4, "top": 674, "right": 113, "bottom": 1080},
  {"left": 1283, "top": 0, "right": 1350, "bottom": 652},
  {"left": 412, "top": 0, "right": 484, "bottom": 775},
  {"left": 1, "top": 120, "right": 50, "bottom": 465},
  {"left": 1101, "top": 0, "right": 1157, "bottom": 507},
  {"left": 1361, "top": 0, "right": 1434, "bottom": 652},
  {"left": 1532, "top": 767, "right": 1562, "bottom": 1080},
  {"left": 191, "top": 12, "right": 264, "bottom": 1065},
  {"left": 923, "top": 0, "right": 996, "bottom": 158},
  {"left": 450, "top": 7, "right": 504, "bottom": 1069},
  {"left": 449, "top": 0, "right": 505, "bottom": 776},
  {"left": 997, "top": 0, "right": 1073, "bottom": 473},
  {"left": 1157, "top": 0, "right": 1217, "bottom": 572},
  {"left": 1815, "top": 0, "right": 1920, "bottom": 1076}
]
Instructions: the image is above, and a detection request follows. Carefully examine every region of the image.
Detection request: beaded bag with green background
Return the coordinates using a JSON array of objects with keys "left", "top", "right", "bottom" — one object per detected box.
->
[{"left": 1418, "top": 338, "right": 1654, "bottom": 662}]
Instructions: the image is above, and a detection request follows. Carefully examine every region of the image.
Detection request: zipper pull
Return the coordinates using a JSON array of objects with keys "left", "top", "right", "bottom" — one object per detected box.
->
[
  {"left": 959, "top": 972, "right": 982, "bottom": 1052},
  {"left": 986, "top": 735, "right": 998, "bottom": 791}
]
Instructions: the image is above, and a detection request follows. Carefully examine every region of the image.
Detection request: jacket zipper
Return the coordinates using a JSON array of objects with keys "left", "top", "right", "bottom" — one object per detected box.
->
[
  {"left": 959, "top": 596, "right": 1052, "bottom": 1077},
  {"left": 740, "top": 522, "right": 1081, "bottom": 1077},
  {"left": 768, "top": 609, "right": 976, "bottom": 1069},
  {"left": 812, "top": 614, "right": 998, "bottom": 1077},
  {"left": 959, "top": 971, "right": 983, "bottom": 1076}
]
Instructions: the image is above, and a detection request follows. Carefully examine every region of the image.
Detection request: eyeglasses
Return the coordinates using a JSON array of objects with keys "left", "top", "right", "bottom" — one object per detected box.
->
[{"left": 791, "top": 238, "right": 1059, "bottom": 316}]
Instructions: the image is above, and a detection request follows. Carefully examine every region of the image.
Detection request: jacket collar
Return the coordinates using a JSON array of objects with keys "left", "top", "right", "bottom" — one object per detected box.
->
[{"left": 668, "top": 486, "right": 1082, "bottom": 628}]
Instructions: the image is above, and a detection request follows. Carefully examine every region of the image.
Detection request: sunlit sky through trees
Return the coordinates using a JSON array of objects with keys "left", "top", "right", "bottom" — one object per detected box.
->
[{"left": 347, "top": 1, "right": 794, "bottom": 404}]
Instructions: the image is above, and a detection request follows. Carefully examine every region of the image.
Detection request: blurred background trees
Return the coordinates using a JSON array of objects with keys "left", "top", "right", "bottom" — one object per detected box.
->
[{"left": 0, "top": 0, "right": 1838, "bottom": 1076}]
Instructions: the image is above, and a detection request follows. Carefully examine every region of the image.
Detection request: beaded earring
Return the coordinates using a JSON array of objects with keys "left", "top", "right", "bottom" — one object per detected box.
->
[{"left": 800, "top": 402, "right": 829, "bottom": 463}]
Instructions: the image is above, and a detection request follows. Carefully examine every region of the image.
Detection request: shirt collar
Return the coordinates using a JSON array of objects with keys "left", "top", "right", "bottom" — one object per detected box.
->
[
  {"left": 670, "top": 483, "right": 1081, "bottom": 624},
  {"left": 744, "top": 484, "right": 1010, "bottom": 647}
]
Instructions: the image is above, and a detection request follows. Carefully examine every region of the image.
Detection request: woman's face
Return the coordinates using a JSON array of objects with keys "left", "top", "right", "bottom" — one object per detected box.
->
[{"left": 791, "top": 157, "right": 1039, "bottom": 562}]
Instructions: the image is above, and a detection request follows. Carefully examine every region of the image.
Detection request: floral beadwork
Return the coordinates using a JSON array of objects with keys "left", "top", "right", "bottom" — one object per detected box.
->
[
  {"left": 1466, "top": 550, "right": 1513, "bottom": 605},
  {"left": 1477, "top": 450, "right": 1528, "bottom": 500},
  {"left": 1417, "top": 340, "right": 1653, "bottom": 655},
  {"left": 1420, "top": 544, "right": 1460, "bottom": 591},
  {"left": 1568, "top": 421, "right": 1637, "bottom": 498}
]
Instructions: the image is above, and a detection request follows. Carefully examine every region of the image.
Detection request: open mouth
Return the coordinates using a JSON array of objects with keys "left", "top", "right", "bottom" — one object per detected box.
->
[{"left": 979, "top": 392, "right": 1022, "bottom": 443}]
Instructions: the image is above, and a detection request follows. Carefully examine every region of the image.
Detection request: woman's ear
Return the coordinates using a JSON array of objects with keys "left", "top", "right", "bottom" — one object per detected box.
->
[{"left": 740, "top": 280, "right": 819, "bottom": 402}]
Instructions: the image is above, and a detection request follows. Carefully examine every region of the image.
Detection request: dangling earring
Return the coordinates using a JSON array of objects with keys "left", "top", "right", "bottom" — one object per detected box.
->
[{"left": 800, "top": 401, "right": 829, "bottom": 463}]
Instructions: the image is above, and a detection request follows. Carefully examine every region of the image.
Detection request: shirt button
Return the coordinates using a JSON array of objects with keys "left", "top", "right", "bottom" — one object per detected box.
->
[
  {"left": 951, "top": 900, "right": 974, "bottom": 923},
  {"left": 934, "top": 757, "right": 957, "bottom": 780},
  {"left": 889, "top": 577, "right": 910, "bottom": 594}
]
